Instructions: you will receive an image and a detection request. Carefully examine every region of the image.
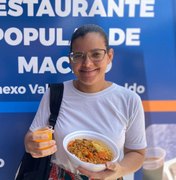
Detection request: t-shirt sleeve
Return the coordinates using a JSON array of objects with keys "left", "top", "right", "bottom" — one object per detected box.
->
[
  {"left": 29, "top": 88, "right": 50, "bottom": 131},
  {"left": 124, "top": 94, "right": 147, "bottom": 149}
]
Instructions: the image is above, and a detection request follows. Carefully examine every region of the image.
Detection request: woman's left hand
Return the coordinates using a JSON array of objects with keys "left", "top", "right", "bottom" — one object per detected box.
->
[
  {"left": 77, "top": 162, "right": 122, "bottom": 180},
  {"left": 77, "top": 148, "right": 146, "bottom": 179}
]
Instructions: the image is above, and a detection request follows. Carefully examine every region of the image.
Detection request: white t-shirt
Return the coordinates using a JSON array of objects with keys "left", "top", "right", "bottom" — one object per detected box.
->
[{"left": 30, "top": 80, "right": 146, "bottom": 178}]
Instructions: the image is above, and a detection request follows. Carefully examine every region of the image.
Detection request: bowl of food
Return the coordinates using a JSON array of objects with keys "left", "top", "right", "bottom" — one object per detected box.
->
[{"left": 63, "top": 130, "right": 120, "bottom": 172}]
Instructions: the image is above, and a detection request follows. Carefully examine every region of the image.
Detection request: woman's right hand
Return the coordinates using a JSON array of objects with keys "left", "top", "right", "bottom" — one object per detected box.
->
[{"left": 24, "top": 130, "right": 57, "bottom": 158}]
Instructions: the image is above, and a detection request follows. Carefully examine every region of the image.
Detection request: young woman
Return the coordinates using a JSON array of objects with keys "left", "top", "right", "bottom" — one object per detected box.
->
[{"left": 24, "top": 24, "right": 146, "bottom": 180}]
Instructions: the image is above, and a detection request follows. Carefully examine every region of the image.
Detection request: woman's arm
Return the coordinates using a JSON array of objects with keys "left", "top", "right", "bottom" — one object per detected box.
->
[
  {"left": 115, "top": 147, "right": 146, "bottom": 176},
  {"left": 78, "top": 147, "right": 146, "bottom": 180}
]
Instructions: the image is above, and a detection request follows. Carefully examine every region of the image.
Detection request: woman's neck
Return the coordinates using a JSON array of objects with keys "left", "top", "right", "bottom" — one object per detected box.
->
[{"left": 73, "top": 80, "right": 112, "bottom": 93}]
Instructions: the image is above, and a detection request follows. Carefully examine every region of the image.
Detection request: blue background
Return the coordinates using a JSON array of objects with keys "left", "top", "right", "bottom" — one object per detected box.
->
[{"left": 0, "top": 0, "right": 176, "bottom": 179}]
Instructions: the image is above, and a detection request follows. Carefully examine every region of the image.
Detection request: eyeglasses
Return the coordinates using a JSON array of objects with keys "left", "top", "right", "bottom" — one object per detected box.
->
[{"left": 69, "top": 49, "right": 107, "bottom": 63}]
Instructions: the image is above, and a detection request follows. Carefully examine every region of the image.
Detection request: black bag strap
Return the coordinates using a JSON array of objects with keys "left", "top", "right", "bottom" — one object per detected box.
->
[
  {"left": 49, "top": 83, "right": 64, "bottom": 128},
  {"left": 15, "top": 83, "right": 64, "bottom": 180}
]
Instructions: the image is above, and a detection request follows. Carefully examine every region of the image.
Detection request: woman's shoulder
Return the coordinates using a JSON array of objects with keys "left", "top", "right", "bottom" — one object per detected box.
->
[{"left": 112, "top": 83, "right": 142, "bottom": 102}]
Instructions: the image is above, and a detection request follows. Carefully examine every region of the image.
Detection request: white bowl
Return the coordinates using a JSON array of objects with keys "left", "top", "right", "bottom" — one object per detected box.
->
[{"left": 63, "top": 130, "right": 120, "bottom": 172}]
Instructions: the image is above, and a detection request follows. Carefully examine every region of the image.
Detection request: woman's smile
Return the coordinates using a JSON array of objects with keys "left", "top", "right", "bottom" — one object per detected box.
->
[
  {"left": 70, "top": 32, "right": 114, "bottom": 90},
  {"left": 79, "top": 68, "right": 100, "bottom": 77}
]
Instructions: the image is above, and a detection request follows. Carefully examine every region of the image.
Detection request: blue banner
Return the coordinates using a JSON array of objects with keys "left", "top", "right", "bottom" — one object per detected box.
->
[{"left": 0, "top": 0, "right": 176, "bottom": 179}]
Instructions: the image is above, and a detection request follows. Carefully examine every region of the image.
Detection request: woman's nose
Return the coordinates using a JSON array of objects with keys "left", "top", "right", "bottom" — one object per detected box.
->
[{"left": 82, "top": 54, "right": 92, "bottom": 65}]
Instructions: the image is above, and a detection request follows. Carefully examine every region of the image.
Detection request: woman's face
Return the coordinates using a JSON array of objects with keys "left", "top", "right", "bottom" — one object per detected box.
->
[{"left": 70, "top": 32, "right": 113, "bottom": 87}]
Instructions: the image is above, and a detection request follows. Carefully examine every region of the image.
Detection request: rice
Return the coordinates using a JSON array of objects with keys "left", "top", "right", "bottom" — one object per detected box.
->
[{"left": 67, "top": 138, "right": 113, "bottom": 164}]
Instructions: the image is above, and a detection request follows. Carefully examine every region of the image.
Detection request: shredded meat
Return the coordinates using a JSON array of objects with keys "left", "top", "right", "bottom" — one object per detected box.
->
[{"left": 67, "top": 139, "right": 113, "bottom": 164}]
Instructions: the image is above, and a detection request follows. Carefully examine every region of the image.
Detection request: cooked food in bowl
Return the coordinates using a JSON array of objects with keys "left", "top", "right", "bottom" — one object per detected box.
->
[
  {"left": 67, "top": 138, "right": 113, "bottom": 164},
  {"left": 63, "top": 131, "right": 119, "bottom": 172}
]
